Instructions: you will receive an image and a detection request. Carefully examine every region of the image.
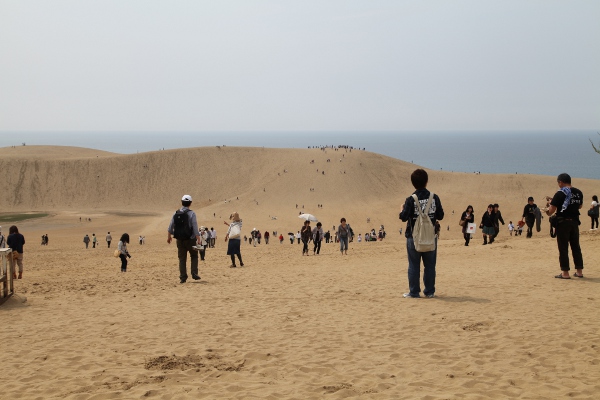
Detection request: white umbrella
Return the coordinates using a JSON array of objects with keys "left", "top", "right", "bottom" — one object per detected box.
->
[{"left": 298, "top": 213, "right": 318, "bottom": 222}]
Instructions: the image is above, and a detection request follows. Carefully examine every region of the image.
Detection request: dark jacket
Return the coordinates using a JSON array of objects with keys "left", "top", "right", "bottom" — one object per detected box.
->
[
  {"left": 493, "top": 210, "right": 505, "bottom": 227},
  {"left": 460, "top": 211, "right": 474, "bottom": 233},
  {"left": 7, "top": 233, "right": 25, "bottom": 254},
  {"left": 480, "top": 211, "right": 495, "bottom": 228},
  {"left": 522, "top": 204, "right": 538, "bottom": 220},
  {"left": 399, "top": 189, "right": 444, "bottom": 238}
]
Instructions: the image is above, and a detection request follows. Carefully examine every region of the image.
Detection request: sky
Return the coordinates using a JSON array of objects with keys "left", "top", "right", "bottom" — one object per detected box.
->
[{"left": 1, "top": 1, "right": 599, "bottom": 132}]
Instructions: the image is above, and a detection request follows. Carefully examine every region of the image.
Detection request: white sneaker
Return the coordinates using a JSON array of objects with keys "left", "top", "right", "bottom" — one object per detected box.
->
[{"left": 403, "top": 293, "right": 419, "bottom": 298}]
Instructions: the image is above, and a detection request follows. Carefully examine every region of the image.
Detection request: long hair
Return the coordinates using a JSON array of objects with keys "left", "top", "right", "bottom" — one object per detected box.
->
[
  {"left": 120, "top": 233, "right": 130, "bottom": 243},
  {"left": 9, "top": 225, "right": 18, "bottom": 234},
  {"left": 465, "top": 205, "right": 473, "bottom": 213}
]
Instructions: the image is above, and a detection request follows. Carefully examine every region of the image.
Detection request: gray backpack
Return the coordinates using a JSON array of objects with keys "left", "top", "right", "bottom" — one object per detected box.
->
[{"left": 411, "top": 193, "right": 436, "bottom": 252}]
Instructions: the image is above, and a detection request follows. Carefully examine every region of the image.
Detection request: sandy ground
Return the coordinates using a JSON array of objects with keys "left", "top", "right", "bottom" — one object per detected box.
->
[{"left": 1, "top": 146, "right": 600, "bottom": 399}]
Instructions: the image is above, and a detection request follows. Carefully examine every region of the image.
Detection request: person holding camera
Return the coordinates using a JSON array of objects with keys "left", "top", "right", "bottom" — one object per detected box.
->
[{"left": 117, "top": 233, "right": 131, "bottom": 272}]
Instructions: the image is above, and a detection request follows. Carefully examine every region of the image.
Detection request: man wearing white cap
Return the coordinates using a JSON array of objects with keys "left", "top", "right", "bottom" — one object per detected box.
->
[{"left": 167, "top": 195, "right": 201, "bottom": 283}]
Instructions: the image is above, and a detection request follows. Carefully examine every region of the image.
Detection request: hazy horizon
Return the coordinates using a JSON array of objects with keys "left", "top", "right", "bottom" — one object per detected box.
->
[{"left": 1, "top": 1, "right": 599, "bottom": 132}]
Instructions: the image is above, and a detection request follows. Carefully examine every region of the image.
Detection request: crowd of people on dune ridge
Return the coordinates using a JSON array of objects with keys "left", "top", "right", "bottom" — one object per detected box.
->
[{"left": 1, "top": 158, "right": 595, "bottom": 298}]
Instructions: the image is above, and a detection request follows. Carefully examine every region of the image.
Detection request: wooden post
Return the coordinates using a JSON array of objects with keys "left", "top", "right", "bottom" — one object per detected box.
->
[{"left": 0, "top": 248, "right": 14, "bottom": 305}]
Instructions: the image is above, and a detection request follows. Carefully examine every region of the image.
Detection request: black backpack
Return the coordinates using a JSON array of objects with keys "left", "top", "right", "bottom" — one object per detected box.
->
[{"left": 173, "top": 210, "right": 192, "bottom": 239}]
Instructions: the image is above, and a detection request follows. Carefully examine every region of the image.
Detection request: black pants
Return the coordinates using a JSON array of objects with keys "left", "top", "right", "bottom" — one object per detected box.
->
[
  {"left": 463, "top": 232, "right": 470, "bottom": 245},
  {"left": 177, "top": 238, "right": 199, "bottom": 281},
  {"left": 302, "top": 239, "right": 309, "bottom": 254},
  {"left": 107, "top": 241, "right": 111, "bottom": 248},
  {"left": 119, "top": 254, "right": 127, "bottom": 271},
  {"left": 591, "top": 216, "right": 599, "bottom": 230},
  {"left": 525, "top": 218, "right": 534, "bottom": 237},
  {"left": 556, "top": 219, "right": 583, "bottom": 271},
  {"left": 313, "top": 239, "right": 322, "bottom": 254}
]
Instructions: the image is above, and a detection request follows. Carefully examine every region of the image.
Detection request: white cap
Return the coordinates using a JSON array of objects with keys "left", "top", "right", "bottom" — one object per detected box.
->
[{"left": 182, "top": 195, "right": 192, "bottom": 202}]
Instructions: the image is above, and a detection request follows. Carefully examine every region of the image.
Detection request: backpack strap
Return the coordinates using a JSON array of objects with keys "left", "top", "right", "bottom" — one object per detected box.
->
[{"left": 412, "top": 193, "right": 434, "bottom": 217}]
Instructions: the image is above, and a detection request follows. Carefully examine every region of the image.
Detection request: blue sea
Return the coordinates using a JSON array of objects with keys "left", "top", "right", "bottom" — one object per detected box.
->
[{"left": 3, "top": 131, "right": 598, "bottom": 180}]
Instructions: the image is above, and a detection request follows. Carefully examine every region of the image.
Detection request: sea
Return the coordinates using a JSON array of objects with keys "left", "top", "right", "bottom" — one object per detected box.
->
[{"left": 3, "top": 131, "right": 599, "bottom": 180}]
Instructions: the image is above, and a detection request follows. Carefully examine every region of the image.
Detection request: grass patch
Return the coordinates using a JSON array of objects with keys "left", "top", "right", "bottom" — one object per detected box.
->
[{"left": 0, "top": 213, "right": 49, "bottom": 223}]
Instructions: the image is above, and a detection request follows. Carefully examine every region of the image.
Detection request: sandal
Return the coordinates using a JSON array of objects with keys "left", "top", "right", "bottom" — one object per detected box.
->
[
  {"left": 554, "top": 274, "right": 571, "bottom": 279},
  {"left": 573, "top": 273, "right": 584, "bottom": 278}
]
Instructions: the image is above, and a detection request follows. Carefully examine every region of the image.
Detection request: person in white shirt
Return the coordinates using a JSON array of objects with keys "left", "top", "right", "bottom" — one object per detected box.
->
[
  {"left": 210, "top": 228, "right": 216, "bottom": 248},
  {"left": 508, "top": 221, "right": 515, "bottom": 236}
]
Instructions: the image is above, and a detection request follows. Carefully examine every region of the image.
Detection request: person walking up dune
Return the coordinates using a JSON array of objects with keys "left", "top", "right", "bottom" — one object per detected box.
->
[
  {"left": 117, "top": 233, "right": 131, "bottom": 272},
  {"left": 480, "top": 204, "right": 495, "bottom": 245},
  {"left": 460, "top": 205, "right": 474, "bottom": 246},
  {"left": 224, "top": 212, "right": 244, "bottom": 268},
  {"left": 521, "top": 197, "right": 538, "bottom": 238}
]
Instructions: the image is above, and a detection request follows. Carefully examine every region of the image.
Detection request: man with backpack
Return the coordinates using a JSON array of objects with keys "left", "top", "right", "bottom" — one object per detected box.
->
[
  {"left": 167, "top": 194, "right": 201, "bottom": 284},
  {"left": 399, "top": 169, "right": 444, "bottom": 298}
]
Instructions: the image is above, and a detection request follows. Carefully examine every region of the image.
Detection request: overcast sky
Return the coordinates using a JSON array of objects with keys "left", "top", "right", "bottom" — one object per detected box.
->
[{"left": 1, "top": 0, "right": 598, "bottom": 132}]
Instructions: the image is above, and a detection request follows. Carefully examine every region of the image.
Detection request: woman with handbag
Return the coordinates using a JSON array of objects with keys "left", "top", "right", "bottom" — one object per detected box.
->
[
  {"left": 460, "top": 205, "right": 475, "bottom": 246},
  {"left": 224, "top": 212, "right": 244, "bottom": 268}
]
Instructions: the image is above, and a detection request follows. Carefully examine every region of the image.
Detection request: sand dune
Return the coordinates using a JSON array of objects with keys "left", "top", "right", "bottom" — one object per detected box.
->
[{"left": 1, "top": 145, "right": 599, "bottom": 399}]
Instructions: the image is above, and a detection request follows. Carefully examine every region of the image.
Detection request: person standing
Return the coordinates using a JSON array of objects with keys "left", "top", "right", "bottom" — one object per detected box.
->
[
  {"left": 521, "top": 197, "right": 538, "bottom": 238},
  {"left": 337, "top": 218, "right": 351, "bottom": 255},
  {"left": 210, "top": 228, "right": 216, "bottom": 248},
  {"left": 508, "top": 221, "right": 514, "bottom": 236},
  {"left": 198, "top": 226, "right": 209, "bottom": 261},
  {"left": 83, "top": 234, "right": 90, "bottom": 249},
  {"left": 224, "top": 212, "right": 244, "bottom": 268},
  {"left": 312, "top": 222, "right": 324, "bottom": 254},
  {"left": 480, "top": 204, "right": 495, "bottom": 245},
  {"left": 460, "top": 205, "right": 474, "bottom": 246},
  {"left": 301, "top": 220, "right": 312, "bottom": 256},
  {"left": 167, "top": 195, "right": 201, "bottom": 283},
  {"left": 546, "top": 173, "right": 584, "bottom": 279},
  {"left": 117, "top": 233, "right": 131, "bottom": 272},
  {"left": 296, "top": 231, "right": 301, "bottom": 244},
  {"left": 264, "top": 230, "right": 270, "bottom": 244},
  {"left": 7, "top": 225, "right": 25, "bottom": 279},
  {"left": 492, "top": 203, "right": 505, "bottom": 241},
  {"left": 92, "top": 233, "right": 97, "bottom": 248},
  {"left": 279, "top": 233, "right": 284, "bottom": 244},
  {"left": 106, "top": 232, "right": 112, "bottom": 248},
  {"left": 590, "top": 195, "right": 599, "bottom": 230},
  {"left": 399, "top": 169, "right": 444, "bottom": 298}
]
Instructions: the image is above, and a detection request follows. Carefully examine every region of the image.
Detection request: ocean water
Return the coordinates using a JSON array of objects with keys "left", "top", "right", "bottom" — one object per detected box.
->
[{"left": 3, "top": 131, "right": 599, "bottom": 179}]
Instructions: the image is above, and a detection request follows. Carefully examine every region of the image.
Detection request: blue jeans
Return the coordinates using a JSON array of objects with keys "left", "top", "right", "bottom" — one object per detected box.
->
[
  {"left": 339, "top": 236, "right": 348, "bottom": 252},
  {"left": 406, "top": 237, "right": 437, "bottom": 297}
]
